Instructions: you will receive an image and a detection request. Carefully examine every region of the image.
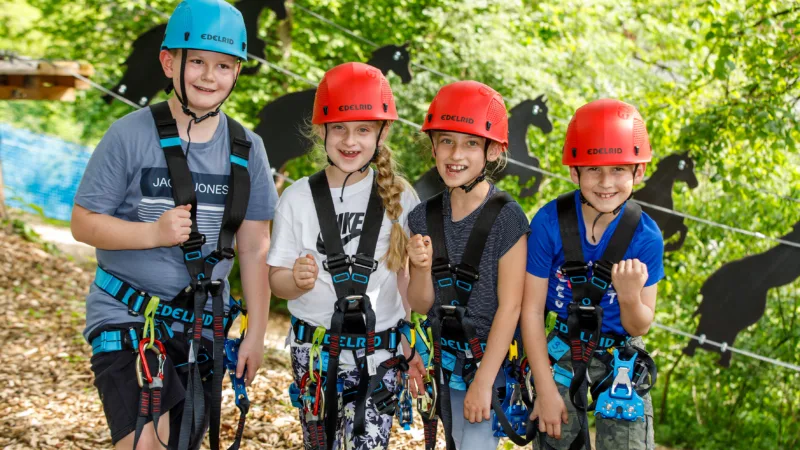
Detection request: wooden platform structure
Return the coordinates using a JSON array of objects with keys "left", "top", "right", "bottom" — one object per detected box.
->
[{"left": 0, "top": 56, "right": 94, "bottom": 101}]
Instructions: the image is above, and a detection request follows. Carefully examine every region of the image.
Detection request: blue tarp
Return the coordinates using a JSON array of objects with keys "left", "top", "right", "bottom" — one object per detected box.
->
[{"left": 0, "top": 124, "right": 92, "bottom": 221}]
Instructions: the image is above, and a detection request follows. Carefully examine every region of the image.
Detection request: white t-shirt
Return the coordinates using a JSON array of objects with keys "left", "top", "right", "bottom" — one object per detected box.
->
[{"left": 267, "top": 169, "right": 420, "bottom": 366}]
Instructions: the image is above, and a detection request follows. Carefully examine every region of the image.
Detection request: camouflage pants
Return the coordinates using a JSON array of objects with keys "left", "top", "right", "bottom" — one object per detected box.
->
[
  {"left": 290, "top": 346, "right": 398, "bottom": 450},
  {"left": 533, "top": 335, "right": 655, "bottom": 450}
]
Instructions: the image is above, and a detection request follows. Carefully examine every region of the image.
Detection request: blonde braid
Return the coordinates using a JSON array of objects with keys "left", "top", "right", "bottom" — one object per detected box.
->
[{"left": 374, "top": 143, "right": 410, "bottom": 272}]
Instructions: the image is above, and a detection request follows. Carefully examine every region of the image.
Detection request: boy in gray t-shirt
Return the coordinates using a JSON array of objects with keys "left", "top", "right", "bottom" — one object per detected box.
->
[{"left": 71, "top": 0, "right": 277, "bottom": 448}]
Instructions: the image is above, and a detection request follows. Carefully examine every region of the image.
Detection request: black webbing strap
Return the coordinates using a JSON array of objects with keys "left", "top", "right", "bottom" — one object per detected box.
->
[
  {"left": 426, "top": 190, "right": 513, "bottom": 308},
  {"left": 148, "top": 102, "right": 252, "bottom": 450},
  {"left": 151, "top": 101, "right": 205, "bottom": 280},
  {"left": 308, "top": 170, "right": 386, "bottom": 449},
  {"left": 556, "top": 190, "right": 642, "bottom": 450},
  {"left": 216, "top": 117, "right": 251, "bottom": 255}
]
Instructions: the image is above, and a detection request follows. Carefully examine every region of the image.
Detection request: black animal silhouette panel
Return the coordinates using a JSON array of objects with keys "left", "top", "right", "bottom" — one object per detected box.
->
[
  {"left": 683, "top": 221, "right": 800, "bottom": 367},
  {"left": 255, "top": 44, "right": 413, "bottom": 173},
  {"left": 103, "top": 0, "right": 287, "bottom": 106},
  {"left": 413, "top": 95, "right": 553, "bottom": 201},
  {"left": 635, "top": 152, "right": 698, "bottom": 251}
]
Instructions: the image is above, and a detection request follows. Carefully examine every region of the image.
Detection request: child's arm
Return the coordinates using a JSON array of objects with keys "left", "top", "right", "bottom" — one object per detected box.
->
[
  {"left": 268, "top": 255, "right": 317, "bottom": 300},
  {"left": 71, "top": 203, "right": 192, "bottom": 250},
  {"left": 463, "top": 236, "right": 526, "bottom": 424},
  {"left": 234, "top": 219, "right": 272, "bottom": 385},
  {"left": 397, "top": 261, "right": 426, "bottom": 397},
  {"left": 406, "top": 234, "right": 435, "bottom": 314},
  {"left": 614, "top": 259, "right": 656, "bottom": 336},
  {"left": 521, "top": 273, "right": 568, "bottom": 439}
]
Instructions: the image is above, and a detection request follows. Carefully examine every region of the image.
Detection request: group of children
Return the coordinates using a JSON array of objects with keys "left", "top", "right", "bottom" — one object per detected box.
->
[{"left": 73, "top": 0, "right": 665, "bottom": 449}]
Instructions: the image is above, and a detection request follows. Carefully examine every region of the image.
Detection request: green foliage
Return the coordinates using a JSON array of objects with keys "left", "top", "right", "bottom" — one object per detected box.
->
[{"left": 3, "top": 0, "right": 799, "bottom": 448}]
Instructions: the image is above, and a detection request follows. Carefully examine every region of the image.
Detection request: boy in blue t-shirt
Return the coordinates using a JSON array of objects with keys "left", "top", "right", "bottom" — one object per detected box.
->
[
  {"left": 521, "top": 99, "right": 665, "bottom": 450},
  {"left": 71, "top": 0, "right": 278, "bottom": 448}
]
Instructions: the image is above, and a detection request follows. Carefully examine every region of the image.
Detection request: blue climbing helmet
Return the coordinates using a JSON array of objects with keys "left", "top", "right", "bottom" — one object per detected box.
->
[{"left": 162, "top": 0, "right": 248, "bottom": 61}]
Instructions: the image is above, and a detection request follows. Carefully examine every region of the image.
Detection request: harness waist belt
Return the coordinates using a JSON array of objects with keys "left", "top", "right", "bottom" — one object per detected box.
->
[
  {"left": 553, "top": 318, "right": 630, "bottom": 350},
  {"left": 94, "top": 267, "right": 238, "bottom": 329},
  {"left": 91, "top": 322, "right": 175, "bottom": 355},
  {"left": 291, "top": 316, "right": 400, "bottom": 351}
]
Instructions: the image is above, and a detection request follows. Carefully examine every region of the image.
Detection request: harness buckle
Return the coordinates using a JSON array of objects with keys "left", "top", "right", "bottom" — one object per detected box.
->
[
  {"left": 323, "top": 253, "right": 350, "bottom": 272},
  {"left": 128, "top": 291, "right": 150, "bottom": 316},
  {"left": 453, "top": 263, "right": 480, "bottom": 282},
  {"left": 560, "top": 261, "right": 589, "bottom": 284},
  {"left": 592, "top": 260, "right": 614, "bottom": 281},
  {"left": 219, "top": 247, "right": 236, "bottom": 260},
  {"left": 431, "top": 261, "right": 452, "bottom": 276},
  {"left": 352, "top": 254, "right": 379, "bottom": 272},
  {"left": 136, "top": 338, "right": 166, "bottom": 388},
  {"left": 372, "top": 385, "right": 398, "bottom": 416},
  {"left": 181, "top": 232, "right": 206, "bottom": 251}
]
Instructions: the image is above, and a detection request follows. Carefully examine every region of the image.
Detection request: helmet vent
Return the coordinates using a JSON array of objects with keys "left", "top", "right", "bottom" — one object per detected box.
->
[
  {"left": 633, "top": 117, "right": 648, "bottom": 151},
  {"left": 486, "top": 98, "right": 506, "bottom": 130},
  {"left": 380, "top": 77, "right": 393, "bottom": 110},
  {"left": 184, "top": 32, "right": 190, "bottom": 41}
]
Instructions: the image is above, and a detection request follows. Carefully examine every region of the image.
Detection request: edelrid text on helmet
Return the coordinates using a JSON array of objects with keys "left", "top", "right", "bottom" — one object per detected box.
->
[
  {"left": 161, "top": 0, "right": 248, "bottom": 61},
  {"left": 441, "top": 114, "right": 474, "bottom": 124}
]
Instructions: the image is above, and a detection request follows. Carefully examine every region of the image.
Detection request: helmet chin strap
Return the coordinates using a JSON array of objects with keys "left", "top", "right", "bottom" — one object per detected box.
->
[
  {"left": 326, "top": 121, "right": 386, "bottom": 202},
  {"left": 576, "top": 164, "right": 638, "bottom": 242},
  {"left": 171, "top": 50, "right": 241, "bottom": 159},
  {"left": 429, "top": 135, "right": 490, "bottom": 194},
  {"left": 457, "top": 140, "right": 491, "bottom": 193}
]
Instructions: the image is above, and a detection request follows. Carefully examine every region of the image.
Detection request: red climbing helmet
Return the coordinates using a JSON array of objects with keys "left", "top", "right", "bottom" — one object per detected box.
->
[
  {"left": 562, "top": 98, "right": 652, "bottom": 166},
  {"left": 312, "top": 62, "right": 398, "bottom": 124},
  {"left": 421, "top": 81, "right": 509, "bottom": 149}
]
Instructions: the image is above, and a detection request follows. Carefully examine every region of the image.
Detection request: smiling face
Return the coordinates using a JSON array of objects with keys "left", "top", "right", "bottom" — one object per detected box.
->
[
  {"left": 570, "top": 164, "right": 646, "bottom": 212},
  {"left": 160, "top": 49, "right": 239, "bottom": 113},
  {"left": 431, "top": 131, "right": 501, "bottom": 189},
  {"left": 322, "top": 121, "right": 386, "bottom": 173}
]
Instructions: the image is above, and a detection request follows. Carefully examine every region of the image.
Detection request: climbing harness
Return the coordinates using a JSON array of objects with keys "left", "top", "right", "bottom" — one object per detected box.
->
[
  {"left": 554, "top": 190, "right": 657, "bottom": 449},
  {"left": 426, "top": 189, "right": 537, "bottom": 448}
]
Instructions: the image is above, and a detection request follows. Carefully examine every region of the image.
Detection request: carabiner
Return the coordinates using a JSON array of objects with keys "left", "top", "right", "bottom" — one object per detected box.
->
[{"left": 136, "top": 338, "right": 166, "bottom": 388}]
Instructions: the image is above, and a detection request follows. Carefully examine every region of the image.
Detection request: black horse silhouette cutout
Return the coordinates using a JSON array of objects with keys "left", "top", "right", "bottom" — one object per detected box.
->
[
  {"left": 635, "top": 152, "right": 698, "bottom": 251},
  {"left": 103, "top": 0, "right": 287, "bottom": 106},
  {"left": 683, "top": 220, "right": 800, "bottom": 367},
  {"left": 255, "top": 43, "right": 413, "bottom": 174},
  {"left": 412, "top": 95, "right": 553, "bottom": 201}
]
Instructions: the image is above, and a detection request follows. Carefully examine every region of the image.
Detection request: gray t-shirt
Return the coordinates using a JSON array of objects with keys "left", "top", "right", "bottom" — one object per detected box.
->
[
  {"left": 407, "top": 185, "right": 530, "bottom": 341},
  {"left": 75, "top": 107, "right": 278, "bottom": 340}
]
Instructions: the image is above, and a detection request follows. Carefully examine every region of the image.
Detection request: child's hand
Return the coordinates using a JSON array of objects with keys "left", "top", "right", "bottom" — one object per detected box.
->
[
  {"left": 236, "top": 331, "right": 264, "bottom": 387},
  {"left": 530, "top": 385, "right": 569, "bottom": 439},
  {"left": 406, "top": 234, "right": 433, "bottom": 270},
  {"left": 293, "top": 253, "right": 318, "bottom": 291},
  {"left": 611, "top": 259, "right": 649, "bottom": 303},
  {"left": 463, "top": 378, "right": 492, "bottom": 423},
  {"left": 401, "top": 341, "right": 426, "bottom": 399},
  {"left": 155, "top": 204, "right": 192, "bottom": 247}
]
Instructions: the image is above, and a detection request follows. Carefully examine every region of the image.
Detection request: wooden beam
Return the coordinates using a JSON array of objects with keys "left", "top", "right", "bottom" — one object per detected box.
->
[
  {"left": 0, "top": 85, "right": 77, "bottom": 101},
  {"left": 0, "top": 58, "right": 94, "bottom": 101},
  {"left": 0, "top": 59, "right": 94, "bottom": 77}
]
